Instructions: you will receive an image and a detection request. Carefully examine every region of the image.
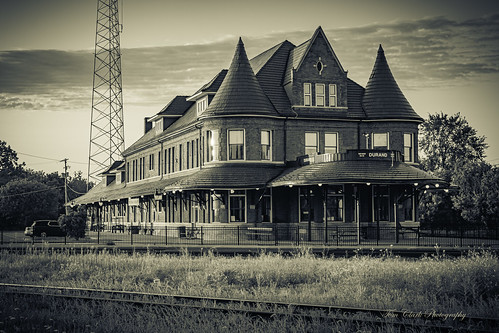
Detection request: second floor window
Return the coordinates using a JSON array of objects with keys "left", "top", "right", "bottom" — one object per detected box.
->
[
  {"left": 304, "top": 83, "right": 312, "bottom": 106},
  {"left": 325, "top": 133, "right": 338, "bottom": 154},
  {"left": 404, "top": 133, "right": 414, "bottom": 162},
  {"left": 329, "top": 84, "right": 337, "bottom": 107},
  {"left": 372, "top": 133, "right": 389, "bottom": 150},
  {"left": 228, "top": 129, "right": 244, "bottom": 160},
  {"left": 149, "top": 154, "right": 154, "bottom": 171},
  {"left": 305, "top": 132, "right": 318, "bottom": 156},
  {"left": 261, "top": 130, "right": 272, "bottom": 160},
  {"left": 207, "top": 130, "right": 218, "bottom": 162}
]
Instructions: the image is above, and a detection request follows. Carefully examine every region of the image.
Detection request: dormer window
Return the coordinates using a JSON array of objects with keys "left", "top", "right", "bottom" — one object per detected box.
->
[
  {"left": 196, "top": 96, "right": 208, "bottom": 116},
  {"left": 155, "top": 118, "right": 163, "bottom": 134}
]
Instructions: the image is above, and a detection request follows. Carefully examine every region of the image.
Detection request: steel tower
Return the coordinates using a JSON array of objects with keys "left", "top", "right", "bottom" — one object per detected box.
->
[{"left": 88, "top": 0, "right": 124, "bottom": 184}]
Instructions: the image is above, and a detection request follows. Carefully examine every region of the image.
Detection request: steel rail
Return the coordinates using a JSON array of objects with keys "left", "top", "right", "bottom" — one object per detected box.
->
[{"left": 1, "top": 283, "right": 497, "bottom": 332}]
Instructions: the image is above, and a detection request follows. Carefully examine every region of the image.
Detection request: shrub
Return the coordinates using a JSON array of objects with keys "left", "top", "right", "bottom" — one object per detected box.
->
[{"left": 59, "top": 206, "right": 87, "bottom": 239}]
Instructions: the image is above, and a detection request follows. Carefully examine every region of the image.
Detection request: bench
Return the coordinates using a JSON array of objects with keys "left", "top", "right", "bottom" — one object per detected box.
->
[{"left": 247, "top": 227, "right": 273, "bottom": 241}]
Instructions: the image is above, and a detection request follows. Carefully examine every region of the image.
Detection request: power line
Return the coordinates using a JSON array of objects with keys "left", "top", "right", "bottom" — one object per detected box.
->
[
  {"left": 17, "top": 152, "right": 93, "bottom": 166},
  {"left": 0, "top": 186, "right": 64, "bottom": 199}
]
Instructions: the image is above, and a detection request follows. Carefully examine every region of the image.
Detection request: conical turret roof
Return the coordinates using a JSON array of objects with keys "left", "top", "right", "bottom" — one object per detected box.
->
[
  {"left": 203, "top": 38, "right": 278, "bottom": 117},
  {"left": 362, "top": 45, "right": 422, "bottom": 121}
]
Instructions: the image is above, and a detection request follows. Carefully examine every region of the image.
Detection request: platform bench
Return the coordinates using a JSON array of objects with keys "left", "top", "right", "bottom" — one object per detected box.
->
[{"left": 247, "top": 227, "right": 273, "bottom": 241}]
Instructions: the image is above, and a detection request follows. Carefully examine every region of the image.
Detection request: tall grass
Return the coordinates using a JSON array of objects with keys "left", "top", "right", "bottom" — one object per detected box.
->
[{"left": 0, "top": 247, "right": 498, "bottom": 318}]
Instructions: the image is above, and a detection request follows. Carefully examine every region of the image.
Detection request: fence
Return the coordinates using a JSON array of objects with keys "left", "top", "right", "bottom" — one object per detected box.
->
[{"left": 2, "top": 225, "right": 499, "bottom": 247}]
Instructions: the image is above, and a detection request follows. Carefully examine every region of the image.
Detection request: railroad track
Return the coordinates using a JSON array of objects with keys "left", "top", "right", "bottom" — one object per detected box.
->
[{"left": 1, "top": 283, "right": 497, "bottom": 332}]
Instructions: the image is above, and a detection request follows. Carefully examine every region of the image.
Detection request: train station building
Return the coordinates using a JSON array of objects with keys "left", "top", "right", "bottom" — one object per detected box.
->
[{"left": 73, "top": 27, "right": 444, "bottom": 234}]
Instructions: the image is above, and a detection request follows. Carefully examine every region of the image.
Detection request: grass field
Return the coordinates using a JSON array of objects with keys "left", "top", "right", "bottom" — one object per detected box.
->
[{"left": 0, "top": 247, "right": 498, "bottom": 332}]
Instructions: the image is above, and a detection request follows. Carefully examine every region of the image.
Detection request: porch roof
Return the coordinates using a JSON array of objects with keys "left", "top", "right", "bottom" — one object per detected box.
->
[
  {"left": 72, "top": 176, "right": 184, "bottom": 205},
  {"left": 163, "top": 164, "right": 285, "bottom": 191},
  {"left": 269, "top": 160, "right": 444, "bottom": 187}
]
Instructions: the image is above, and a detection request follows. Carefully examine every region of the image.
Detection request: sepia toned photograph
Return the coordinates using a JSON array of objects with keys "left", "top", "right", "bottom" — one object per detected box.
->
[{"left": 1, "top": 0, "right": 498, "bottom": 332}]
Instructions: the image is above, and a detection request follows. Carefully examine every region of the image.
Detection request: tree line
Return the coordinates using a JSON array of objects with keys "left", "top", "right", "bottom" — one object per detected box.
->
[{"left": 0, "top": 140, "right": 93, "bottom": 229}]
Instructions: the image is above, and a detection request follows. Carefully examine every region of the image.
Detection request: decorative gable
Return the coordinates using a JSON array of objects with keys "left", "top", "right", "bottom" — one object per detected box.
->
[{"left": 284, "top": 27, "right": 348, "bottom": 111}]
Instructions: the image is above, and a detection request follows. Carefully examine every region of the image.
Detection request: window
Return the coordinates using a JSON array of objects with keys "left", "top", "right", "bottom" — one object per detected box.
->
[
  {"left": 261, "top": 189, "right": 272, "bottom": 222},
  {"left": 404, "top": 133, "right": 413, "bottom": 162},
  {"left": 186, "top": 142, "right": 190, "bottom": 169},
  {"left": 402, "top": 195, "right": 414, "bottom": 221},
  {"left": 179, "top": 144, "right": 183, "bottom": 171},
  {"left": 316, "top": 83, "right": 325, "bottom": 106},
  {"left": 229, "top": 190, "right": 246, "bottom": 222},
  {"left": 261, "top": 130, "right": 272, "bottom": 160},
  {"left": 149, "top": 154, "right": 154, "bottom": 171},
  {"left": 372, "top": 133, "right": 389, "bottom": 150},
  {"left": 170, "top": 147, "right": 175, "bottom": 173},
  {"left": 158, "top": 152, "right": 161, "bottom": 176},
  {"left": 207, "top": 130, "right": 218, "bottom": 162},
  {"left": 325, "top": 133, "right": 338, "bottom": 154},
  {"left": 373, "top": 185, "right": 390, "bottom": 222},
  {"left": 191, "top": 140, "right": 195, "bottom": 168},
  {"left": 326, "top": 186, "right": 343, "bottom": 222},
  {"left": 195, "top": 139, "right": 199, "bottom": 167},
  {"left": 329, "top": 84, "right": 337, "bottom": 107},
  {"left": 299, "top": 188, "right": 314, "bottom": 222},
  {"left": 228, "top": 129, "right": 244, "bottom": 160},
  {"left": 305, "top": 132, "right": 318, "bottom": 156},
  {"left": 126, "top": 162, "right": 130, "bottom": 182},
  {"left": 304, "top": 83, "right": 312, "bottom": 106}
]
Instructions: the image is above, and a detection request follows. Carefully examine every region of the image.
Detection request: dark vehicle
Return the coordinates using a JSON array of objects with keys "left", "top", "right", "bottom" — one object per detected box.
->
[{"left": 24, "top": 220, "right": 66, "bottom": 237}]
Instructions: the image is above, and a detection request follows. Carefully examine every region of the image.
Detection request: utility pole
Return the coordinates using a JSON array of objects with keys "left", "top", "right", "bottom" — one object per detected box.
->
[{"left": 61, "top": 158, "right": 70, "bottom": 215}]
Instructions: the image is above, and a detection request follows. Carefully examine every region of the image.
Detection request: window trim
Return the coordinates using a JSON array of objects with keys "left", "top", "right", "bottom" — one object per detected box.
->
[
  {"left": 304, "top": 83, "right": 312, "bottom": 106},
  {"left": 227, "top": 129, "right": 245, "bottom": 161},
  {"left": 261, "top": 129, "right": 272, "bottom": 161},
  {"left": 305, "top": 131, "right": 319, "bottom": 156},
  {"left": 371, "top": 132, "right": 390, "bottom": 150},
  {"left": 324, "top": 132, "right": 338, "bottom": 154},
  {"left": 404, "top": 133, "right": 414, "bottom": 163},
  {"left": 329, "top": 84, "right": 337, "bottom": 107},
  {"left": 315, "top": 83, "right": 325, "bottom": 107}
]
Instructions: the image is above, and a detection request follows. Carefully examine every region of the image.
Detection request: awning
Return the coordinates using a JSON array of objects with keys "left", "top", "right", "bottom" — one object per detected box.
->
[
  {"left": 164, "top": 164, "right": 285, "bottom": 191},
  {"left": 72, "top": 176, "right": 184, "bottom": 205},
  {"left": 269, "top": 160, "right": 445, "bottom": 187}
]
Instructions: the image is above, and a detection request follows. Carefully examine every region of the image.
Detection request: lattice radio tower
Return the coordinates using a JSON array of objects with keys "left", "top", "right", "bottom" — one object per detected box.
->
[{"left": 88, "top": 0, "right": 124, "bottom": 184}]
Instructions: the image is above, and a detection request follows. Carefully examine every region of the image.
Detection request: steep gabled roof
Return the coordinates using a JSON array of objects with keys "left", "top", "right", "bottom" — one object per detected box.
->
[
  {"left": 190, "top": 69, "right": 228, "bottom": 98},
  {"left": 158, "top": 96, "right": 194, "bottom": 117},
  {"left": 250, "top": 40, "right": 295, "bottom": 115},
  {"left": 362, "top": 45, "right": 422, "bottom": 121},
  {"left": 202, "top": 38, "right": 278, "bottom": 118}
]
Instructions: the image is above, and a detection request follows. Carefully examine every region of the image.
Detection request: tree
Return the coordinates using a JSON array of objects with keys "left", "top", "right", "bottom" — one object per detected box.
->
[
  {"left": 0, "top": 140, "right": 25, "bottom": 186},
  {"left": 419, "top": 112, "right": 488, "bottom": 181},
  {"left": 59, "top": 206, "right": 87, "bottom": 239},
  {"left": 418, "top": 112, "right": 489, "bottom": 227},
  {"left": 452, "top": 161, "right": 499, "bottom": 228},
  {"left": 0, "top": 179, "right": 60, "bottom": 229}
]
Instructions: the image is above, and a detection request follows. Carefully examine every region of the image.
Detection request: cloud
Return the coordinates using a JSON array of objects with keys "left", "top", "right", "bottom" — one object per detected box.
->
[{"left": 1, "top": 14, "right": 498, "bottom": 113}]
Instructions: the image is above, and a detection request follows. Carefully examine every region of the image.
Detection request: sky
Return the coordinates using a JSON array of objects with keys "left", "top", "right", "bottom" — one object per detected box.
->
[{"left": 1, "top": 0, "right": 499, "bottom": 177}]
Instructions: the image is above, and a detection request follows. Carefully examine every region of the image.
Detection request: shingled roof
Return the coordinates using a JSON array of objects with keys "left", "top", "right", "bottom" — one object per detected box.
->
[
  {"left": 362, "top": 45, "right": 422, "bottom": 121},
  {"left": 158, "top": 96, "right": 194, "bottom": 117},
  {"left": 270, "top": 160, "right": 443, "bottom": 187},
  {"left": 202, "top": 38, "right": 278, "bottom": 118}
]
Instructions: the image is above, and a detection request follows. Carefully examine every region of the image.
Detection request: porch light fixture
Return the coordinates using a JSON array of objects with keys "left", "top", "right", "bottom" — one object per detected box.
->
[
  {"left": 444, "top": 189, "right": 449, "bottom": 193},
  {"left": 289, "top": 185, "right": 293, "bottom": 188},
  {"left": 318, "top": 183, "right": 322, "bottom": 187},
  {"left": 435, "top": 184, "right": 440, "bottom": 188},
  {"left": 426, "top": 185, "right": 430, "bottom": 189},
  {"left": 366, "top": 183, "right": 371, "bottom": 186},
  {"left": 230, "top": 189, "right": 235, "bottom": 194},
  {"left": 414, "top": 182, "right": 418, "bottom": 186}
]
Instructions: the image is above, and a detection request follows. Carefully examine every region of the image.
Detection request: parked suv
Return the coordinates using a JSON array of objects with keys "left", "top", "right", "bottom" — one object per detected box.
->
[{"left": 24, "top": 220, "right": 66, "bottom": 237}]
